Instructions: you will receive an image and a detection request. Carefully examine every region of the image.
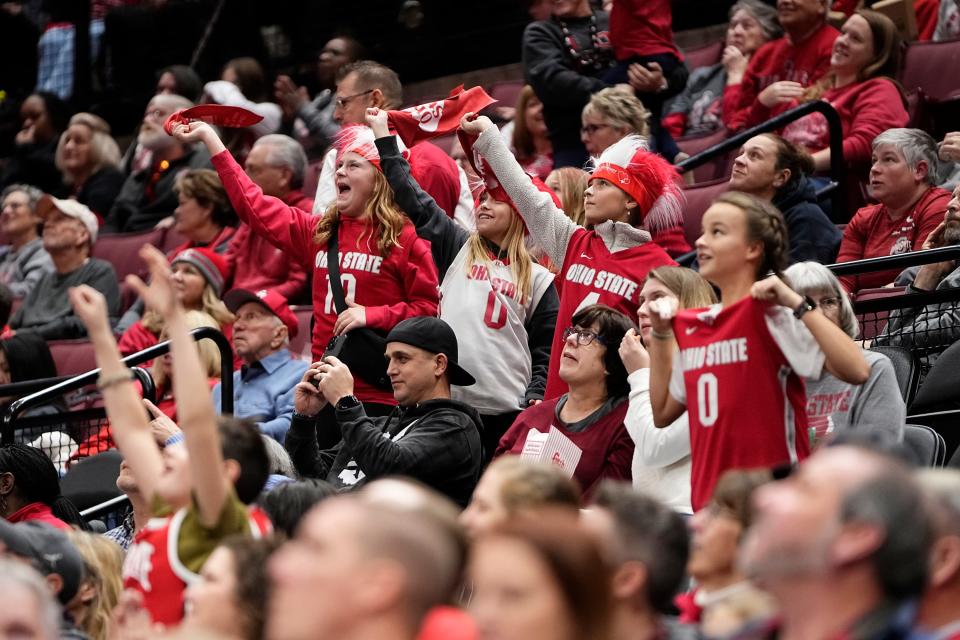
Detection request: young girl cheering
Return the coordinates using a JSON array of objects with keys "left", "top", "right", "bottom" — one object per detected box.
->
[
  {"left": 365, "top": 109, "right": 558, "bottom": 461},
  {"left": 461, "top": 113, "right": 679, "bottom": 400},
  {"left": 647, "top": 192, "right": 869, "bottom": 511},
  {"left": 168, "top": 119, "right": 439, "bottom": 412}
]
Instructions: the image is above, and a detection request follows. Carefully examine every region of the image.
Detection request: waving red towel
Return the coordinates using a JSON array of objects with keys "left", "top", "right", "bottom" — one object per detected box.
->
[
  {"left": 163, "top": 104, "right": 264, "bottom": 135},
  {"left": 387, "top": 85, "right": 497, "bottom": 147}
]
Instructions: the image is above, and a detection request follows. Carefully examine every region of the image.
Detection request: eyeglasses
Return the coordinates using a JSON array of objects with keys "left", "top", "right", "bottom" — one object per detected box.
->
[
  {"left": 818, "top": 297, "right": 841, "bottom": 310},
  {"left": 580, "top": 123, "right": 611, "bottom": 136},
  {"left": 335, "top": 89, "right": 374, "bottom": 109},
  {"left": 562, "top": 327, "right": 607, "bottom": 346}
]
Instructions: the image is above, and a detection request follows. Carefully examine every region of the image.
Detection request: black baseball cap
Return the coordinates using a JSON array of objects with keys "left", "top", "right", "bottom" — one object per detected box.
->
[{"left": 386, "top": 317, "right": 475, "bottom": 386}]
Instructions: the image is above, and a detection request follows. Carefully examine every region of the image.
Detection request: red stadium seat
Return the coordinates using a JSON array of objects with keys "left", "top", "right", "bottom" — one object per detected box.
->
[
  {"left": 488, "top": 81, "right": 526, "bottom": 110},
  {"left": 92, "top": 228, "right": 165, "bottom": 281},
  {"left": 853, "top": 286, "right": 907, "bottom": 340},
  {"left": 900, "top": 39, "right": 960, "bottom": 102},
  {"left": 49, "top": 339, "right": 97, "bottom": 378},
  {"left": 288, "top": 305, "right": 314, "bottom": 362},
  {"left": 681, "top": 178, "right": 729, "bottom": 247},
  {"left": 160, "top": 228, "right": 187, "bottom": 255},
  {"left": 682, "top": 41, "right": 724, "bottom": 71},
  {"left": 676, "top": 128, "right": 734, "bottom": 183}
]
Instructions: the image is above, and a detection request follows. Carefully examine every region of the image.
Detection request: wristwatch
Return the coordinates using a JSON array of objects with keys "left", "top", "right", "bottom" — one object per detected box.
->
[
  {"left": 793, "top": 295, "right": 817, "bottom": 319},
  {"left": 335, "top": 395, "right": 362, "bottom": 411}
]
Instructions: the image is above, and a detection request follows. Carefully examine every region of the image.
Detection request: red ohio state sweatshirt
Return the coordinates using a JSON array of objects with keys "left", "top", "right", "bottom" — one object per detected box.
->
[
  {"left": 212, "top": 150, "right": 439, "bottom": 405},
  {"left": 724, "top": 24, "right": 838, "bottom": 131}
]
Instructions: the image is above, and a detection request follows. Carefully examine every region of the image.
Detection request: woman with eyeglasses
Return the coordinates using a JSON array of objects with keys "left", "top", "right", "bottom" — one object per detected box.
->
[
  {"left": 495, "top": 304, "right": 635, "bottom": 500},
  {"left": 784, "top": 262, "right": 905, "bottom": 443}
]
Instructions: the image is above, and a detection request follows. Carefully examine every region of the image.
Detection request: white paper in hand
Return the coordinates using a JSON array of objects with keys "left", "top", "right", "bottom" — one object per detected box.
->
[{"left": 519, "top": 426, "right": 582, "bottom": 479}]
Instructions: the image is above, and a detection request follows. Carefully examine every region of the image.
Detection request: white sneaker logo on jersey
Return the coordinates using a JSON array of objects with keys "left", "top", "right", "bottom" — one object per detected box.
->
[
  {"left": 685, "top": 326, "right": 698, "bottom": 335},
  {"left": 580, "top": 253, "right": 592, "bottom": 260}
]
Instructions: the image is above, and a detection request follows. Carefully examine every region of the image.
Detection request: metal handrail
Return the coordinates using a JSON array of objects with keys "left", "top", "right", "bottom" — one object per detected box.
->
[
  {"left": 1, "top": 327, "right": 233, "bottom": 444},
  {"left": 676, "top": 101, "right": 848, "bottom": 220},
  {"left": 80, "top": 494, "right": 131, "bottom": 519},
  {"left": 827, "top": 246, "right": 960, "bottom": 277}
]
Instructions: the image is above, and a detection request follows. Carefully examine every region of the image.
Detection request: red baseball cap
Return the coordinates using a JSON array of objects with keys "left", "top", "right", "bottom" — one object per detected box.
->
[{"left": 223, "top": 288, "right": 299, "bottom": 339}]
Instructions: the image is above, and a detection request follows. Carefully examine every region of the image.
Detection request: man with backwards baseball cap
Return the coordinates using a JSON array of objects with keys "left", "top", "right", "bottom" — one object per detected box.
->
[
  {"left": 212, "top": 287, "right": 308, "bottom": 443},
  {"left": 9, "top": 195, "right": 120, "bottom": 339},
  {"left": 287, "top": 316, "right": 483, "bottom": 507}
]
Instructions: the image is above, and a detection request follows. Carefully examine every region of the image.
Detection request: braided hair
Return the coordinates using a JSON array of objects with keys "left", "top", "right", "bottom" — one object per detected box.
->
[
  {"left": 0, "top": 444, "right": 87, "bottom": 529},
  {"left": 714, "top": 191, "right": 790, "bottom": 280}
]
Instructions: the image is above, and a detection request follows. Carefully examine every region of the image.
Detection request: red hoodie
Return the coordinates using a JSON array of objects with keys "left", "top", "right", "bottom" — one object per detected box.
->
[
  {"left": 724, "top": 23, "right": 839, "bottom": 131},
  {"left": 837, "top": 186, "right": 951, "bottom": 292},
  {"left": 774, "top": 77, "right": 908, "bottom": 169},
  {"left": 211, "top": 150, "right": 439, "bottom": 405},
  {"left": 609, "top": 0, "right": 681, "bottom": 60},
  {"left": 225, "top": 190, "right": 311, "bottom": 299}
]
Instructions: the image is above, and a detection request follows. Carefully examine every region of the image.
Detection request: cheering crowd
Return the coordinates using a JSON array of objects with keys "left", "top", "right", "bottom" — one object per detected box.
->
[{"left": 2, "top": 0, "right": 960, "bottom": 638}]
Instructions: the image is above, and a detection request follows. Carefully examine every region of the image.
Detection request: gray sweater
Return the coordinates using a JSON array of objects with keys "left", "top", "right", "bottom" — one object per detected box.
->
[
  {"left": 10, "top": 258, "right": 120, "bottom": 339},
  {"left": 0, "top": 238, "right": 53, "bottom": 298},
  {"left": 805, "top": 349, "right": 905, "bottom": 442}
]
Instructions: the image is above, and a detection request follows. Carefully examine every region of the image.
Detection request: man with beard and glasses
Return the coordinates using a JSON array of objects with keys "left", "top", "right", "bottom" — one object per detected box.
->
[
  {"left": 875, "top": 185, "right": 960, "bottom": 362},
  {"left": 103, "top": 94, "right": 212, "bottom": 233}
]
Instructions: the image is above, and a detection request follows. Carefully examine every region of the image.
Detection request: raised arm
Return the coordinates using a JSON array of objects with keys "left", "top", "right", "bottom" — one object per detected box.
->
[
  {"left": 68, "top": 285, "right": 164, "bottom": 502},
  {"left": 646, "top": 301, "right": 688, "bottom": 427},
  {"left": 752, "top": 275, "right": 870, "bottom": 384},
  {"left": 366, "top": 108, "right": 468, "bottom": 279},
  {"left": 127, "top": 244, "right": 230, "bottom": 528},
  {"left": 168, "top": 120, "right": 316, "bottom": 265},
  {"left": 464, "top": 114, "right": 578, "bottom": 266},
  {"left": 620, "top": 332, "right": 691, "bottom": 467}
]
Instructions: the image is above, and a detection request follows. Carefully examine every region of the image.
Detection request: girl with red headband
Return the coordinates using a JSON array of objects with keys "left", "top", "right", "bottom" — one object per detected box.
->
[
  {"left": 460, "top": 113, "right": 678, "bottom": 399},
  {"left": 365, "top": 108, "right": 558, "bottom": 461},
  {"left": 168, "top": 119, "right": 438, "bottom": 413}
]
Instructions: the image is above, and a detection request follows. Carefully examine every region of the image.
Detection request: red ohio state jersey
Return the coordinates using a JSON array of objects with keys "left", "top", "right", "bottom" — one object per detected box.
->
[
  {"left": 122, "top": 506, "right": 272, "bottom": 625},
  {"left": 670, "top": 297, "right": 821, "bottom": 511},
  {"left": 544, "top": 228, "right": 675, "bottom": 399}
]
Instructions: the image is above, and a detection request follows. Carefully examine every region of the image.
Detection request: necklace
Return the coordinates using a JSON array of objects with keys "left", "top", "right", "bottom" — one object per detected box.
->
[{"left": 558, "top": 12, "right": 612, "bottom": 72}]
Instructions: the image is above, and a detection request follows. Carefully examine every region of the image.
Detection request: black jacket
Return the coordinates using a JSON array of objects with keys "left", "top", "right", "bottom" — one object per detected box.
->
[
  {"left": 522, "top": 12, "right": 612, "bottom": 152},
  {"left": 774, "top": 176, "right": 842, "bottom": 265},
  {"left": 286, "top": 399, "right": 483, "bottom": 507},
  {"left": 103, "top": 145, "right": 211, "bottom": 233}
]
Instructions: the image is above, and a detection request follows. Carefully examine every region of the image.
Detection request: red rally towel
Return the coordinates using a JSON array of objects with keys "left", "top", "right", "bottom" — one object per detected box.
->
[
  {"left": 163, "top": 105, "right": 264, "bottom": 135},
  {"left": 387, "top": 85, "right": 497, "bottom": 147}
]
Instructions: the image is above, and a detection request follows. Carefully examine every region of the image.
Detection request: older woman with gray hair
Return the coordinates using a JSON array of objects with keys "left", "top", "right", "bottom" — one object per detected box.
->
[
  {"left": 662, "top": 0, "right": 781, "bottom": 138},
  {"left": 837, "top": 128, "right": 953, "bottom": 292},
  {"left": 54, "top": 112, "right": 124, "bottom": 219},
  {"left": 784, "top": 261, "right": 905, "bottom": 443}
]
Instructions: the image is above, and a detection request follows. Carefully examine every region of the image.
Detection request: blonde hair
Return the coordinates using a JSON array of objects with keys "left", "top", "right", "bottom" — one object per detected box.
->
[
  {"left": 314, "top": 170, "right": 406, "bottom": 255},
  {"left": 142, "top": 282, "right": 234, "bottom": 334},
  {"left": 66, "top": 531, "right": 124, "bottom": 640},
  {"left": 547, "top": 167, "right": 588, "bottom": 226},
  {"left": 646, "top": 266, "right": 718, "bottom": 310},
  {"left": 55, "top": 113, "right": 122, "bottom": 184},
  {"left": 486, "top": 457, "right": 581, "bottom": 514},
  {"left": 151, "top": 310, "right": 223, "bottom": 391},
  {"left": 465, "top": 206, "right": 535, "bottom": 303},
  {"left": 582, "top": 87, "right": 651, "bottom": 138}
]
